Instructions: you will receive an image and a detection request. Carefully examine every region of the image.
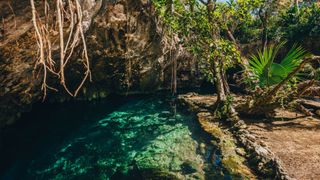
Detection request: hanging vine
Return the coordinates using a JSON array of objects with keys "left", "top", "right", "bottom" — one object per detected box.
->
[{"left": 30, "top": 0, "right": 91, "bottom": 100}]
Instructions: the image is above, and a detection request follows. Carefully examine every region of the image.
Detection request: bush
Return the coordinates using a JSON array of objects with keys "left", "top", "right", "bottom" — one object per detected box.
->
[{"left": 280, "top": 3, "right": 320, "bottom": 41}]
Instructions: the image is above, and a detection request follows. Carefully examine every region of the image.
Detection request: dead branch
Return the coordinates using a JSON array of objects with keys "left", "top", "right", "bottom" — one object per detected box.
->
[
  {"left": 303, "top": 86, "right": 320, "bottom": 96},
  {"left": 258, "top": 56, "right": 320, "bottom": 105},
  {"left": 295, "top": 103, "right": 313, "bottom": 116}
]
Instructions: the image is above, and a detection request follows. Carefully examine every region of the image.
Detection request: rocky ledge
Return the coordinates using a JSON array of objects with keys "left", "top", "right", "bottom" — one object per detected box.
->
[
  {"left": 178, "top": 92, "right": 291, "bottom": 180},
  {"left": 0, "top": 0, "right": 198, "bottom": 127}
]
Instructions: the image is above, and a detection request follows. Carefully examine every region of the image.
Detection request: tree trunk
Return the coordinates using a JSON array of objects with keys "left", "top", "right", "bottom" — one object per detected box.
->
[
  {"left": 259, "top": 6, "right": 268, "bottom": 50},
  {"left": 206, "top": 0, "right": 239, "bottom": 122},
  {"left": 167, "top": 0, "right": 177, "bottom": 95}
]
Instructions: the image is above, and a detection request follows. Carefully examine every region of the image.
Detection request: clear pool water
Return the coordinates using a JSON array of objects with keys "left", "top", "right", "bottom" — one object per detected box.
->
[{"left": 0, "top": 94, "right": 224, "bottom": 179}]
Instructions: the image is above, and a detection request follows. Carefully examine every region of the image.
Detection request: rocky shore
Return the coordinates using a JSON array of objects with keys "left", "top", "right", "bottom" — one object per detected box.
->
[{"left": 177, "top": 93, "right": 293, "bottom": 179}]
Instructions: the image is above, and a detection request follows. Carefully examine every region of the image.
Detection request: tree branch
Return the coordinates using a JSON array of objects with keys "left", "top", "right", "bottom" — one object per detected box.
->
[{"left": 263, "top": 56, "right": 320, "bottom": 103}]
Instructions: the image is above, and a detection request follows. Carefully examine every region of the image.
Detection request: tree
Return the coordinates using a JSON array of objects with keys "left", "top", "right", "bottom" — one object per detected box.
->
[
  {"left": 203, "top": 0, "right": 240, "bottom": 121},
  {"left": 154, "top": 0, "right": 320, "bottom": 118},
  {"left": 153, "top": 0, "right": 242, "bottom": 121}
]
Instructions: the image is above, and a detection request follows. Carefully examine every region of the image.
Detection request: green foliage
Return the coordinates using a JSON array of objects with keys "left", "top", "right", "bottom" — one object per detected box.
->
[
  {"left": 229, "top": 0, "right": 264, "bottom": 43},
  {"left": 248, "top": 42, "right": 310, "bottom": 87},
  {"left": 153, "top": 0, "right": 320, "bottom": 49},
  {"left": 317, "top": 68, "right": 320, "bottom": 80},
  {"left": 152, "top": 0, "right": 242, "bottom": 82},
  {"left": 280, "top": 3, "right": 320, "bottom": 41},
  {"left": 151, "top": 0, "right": 318, "bottom": 87},
  {"left": 223, "top": 1, "right": 320, "bottom": 45},
  {"left": 197, "top": 39, "right": 241, "bottom": 82}
]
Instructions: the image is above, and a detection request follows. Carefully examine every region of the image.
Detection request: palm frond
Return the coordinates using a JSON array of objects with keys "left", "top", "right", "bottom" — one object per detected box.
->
[
  {"left": 248, "top": 42, "right": 309, "bottom": 88},
  {"left": 280, "top": 44, "right": 310, "bottom": 74}
]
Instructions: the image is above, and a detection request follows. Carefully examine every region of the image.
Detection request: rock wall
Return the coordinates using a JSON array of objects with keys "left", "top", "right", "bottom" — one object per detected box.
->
[{"left": 0, "top": 0, "right": 198, "bottom": 127}]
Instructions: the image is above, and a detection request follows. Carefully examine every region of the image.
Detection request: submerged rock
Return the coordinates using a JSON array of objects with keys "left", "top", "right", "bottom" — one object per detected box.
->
[
  {"left": 133, "top": 124, "right": 205, "bottom": 179},
  {"left": 4, "top": 95, "right": 220, "bottom": 179}
]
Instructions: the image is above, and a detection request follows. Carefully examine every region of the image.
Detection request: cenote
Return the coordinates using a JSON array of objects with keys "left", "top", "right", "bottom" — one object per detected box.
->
[{"left": 0, "top": 93, "right": 228, "bottom": 179}]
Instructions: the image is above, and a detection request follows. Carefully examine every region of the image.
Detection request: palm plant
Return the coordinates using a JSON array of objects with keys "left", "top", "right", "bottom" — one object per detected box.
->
[{"left": 248, "top": 42, "right": 310, "bottom": 87}]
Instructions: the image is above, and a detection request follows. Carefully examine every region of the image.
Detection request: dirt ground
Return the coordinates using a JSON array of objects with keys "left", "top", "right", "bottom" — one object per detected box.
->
[
  {"left": 179, "top": 93, "right": 320, "bottom": 179},
  {"left": 246, "top": 111, "right": 320, "bottom": 180}
]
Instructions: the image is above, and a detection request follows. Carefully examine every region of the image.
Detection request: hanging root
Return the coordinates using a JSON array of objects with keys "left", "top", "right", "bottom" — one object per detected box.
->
[
  {"left": 31, "top": 0, "right": 55, "bottom": 100},
  {"left": 30, "top": 0, "right": 91, "bottom": 99},
  {"left": 74, "top": 0, "right": 91, "bottom": 96}
]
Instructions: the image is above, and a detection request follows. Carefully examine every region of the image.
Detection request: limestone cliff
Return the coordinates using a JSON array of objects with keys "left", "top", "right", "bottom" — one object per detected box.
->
[{"left": 0, "top": 0, "right": 198, "bottom": 127}]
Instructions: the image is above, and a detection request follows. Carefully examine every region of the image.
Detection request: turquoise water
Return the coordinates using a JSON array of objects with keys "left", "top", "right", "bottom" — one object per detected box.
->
[{"left": 0, "top": 94, "right": 223, "bottom": 179}]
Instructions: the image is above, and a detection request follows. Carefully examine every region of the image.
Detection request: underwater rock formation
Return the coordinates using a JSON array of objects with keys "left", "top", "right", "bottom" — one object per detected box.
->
[
  {"left": 0, "top": 0, "right": 197, "bottom": 127},
  {"left": 2, "top": 95, "right": 220, "bottom": 179}
]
